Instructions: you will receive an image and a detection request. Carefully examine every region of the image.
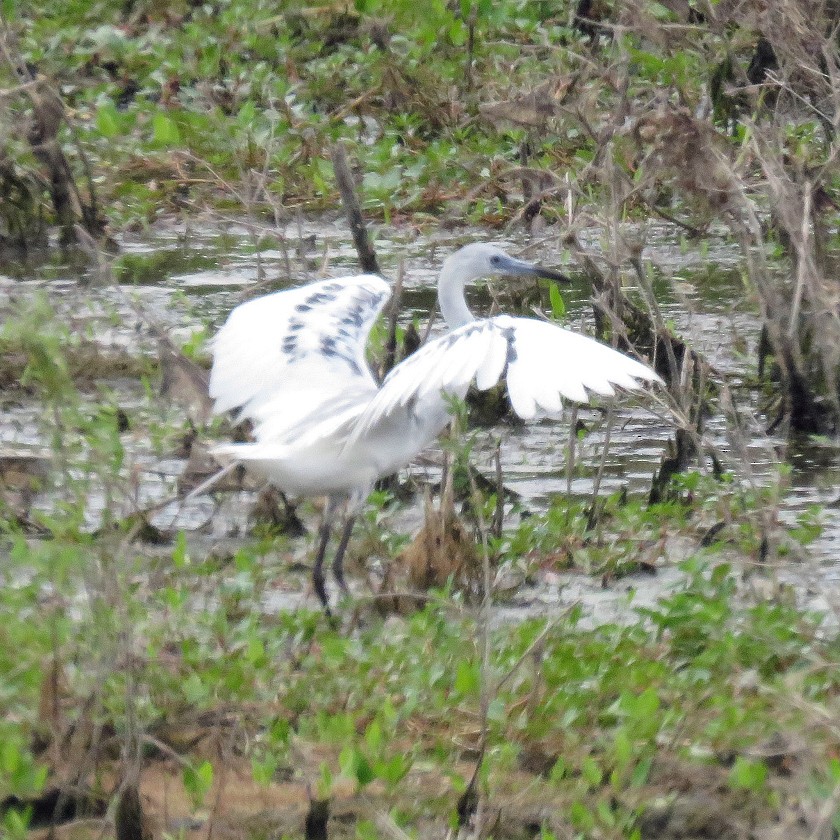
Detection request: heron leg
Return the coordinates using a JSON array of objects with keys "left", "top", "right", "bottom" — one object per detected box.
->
[
  {"left": 331, "top": 516, "right": 356, "bottom": 594},
  {"left": 312, "top": 517, "right": 333, "bottom": 613}
]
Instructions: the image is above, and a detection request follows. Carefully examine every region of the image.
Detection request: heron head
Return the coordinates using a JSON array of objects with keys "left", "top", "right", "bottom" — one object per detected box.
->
[
  {"left": 438, "top": 243, "right": 571, "bottom": 329},
  {"left": 448, "top": 243, "right": 571, "bottom": 284}
]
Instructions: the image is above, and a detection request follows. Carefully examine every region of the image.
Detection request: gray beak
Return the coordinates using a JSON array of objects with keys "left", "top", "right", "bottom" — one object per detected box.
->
[{"left": 496, "top": 254, "right": 571, "bottom": 283}]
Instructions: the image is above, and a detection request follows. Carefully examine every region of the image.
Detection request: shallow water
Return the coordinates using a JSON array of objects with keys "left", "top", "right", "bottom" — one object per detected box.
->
[{"left": 2, "top": 215, "right": 839, "bottom": 618}]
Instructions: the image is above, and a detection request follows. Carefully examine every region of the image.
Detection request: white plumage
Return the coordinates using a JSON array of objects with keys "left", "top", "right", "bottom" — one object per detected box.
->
[{"left": 208, "top": 243, "right": 662, "bottom": 612}]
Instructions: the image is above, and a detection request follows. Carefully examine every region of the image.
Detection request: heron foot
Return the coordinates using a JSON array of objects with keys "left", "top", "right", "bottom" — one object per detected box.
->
[
  {"left": 333, "top": 566, "right": 349, "bottom": 594},
  {"left": 331, "top": 516, "right": 356, "bottom": 596},
  {"left": 312, "top": 564, "right": 331, "bottom": 614}
]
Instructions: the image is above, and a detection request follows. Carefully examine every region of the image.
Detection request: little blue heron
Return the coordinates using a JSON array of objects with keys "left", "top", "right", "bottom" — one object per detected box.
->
[{"left": 209, "top": 243, "right": 662, "bottom": 611}]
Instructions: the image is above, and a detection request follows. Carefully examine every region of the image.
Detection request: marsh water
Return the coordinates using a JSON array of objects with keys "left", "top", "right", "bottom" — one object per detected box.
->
[{"left": 3, "top": 216, "right": 840, "bottom": 620}]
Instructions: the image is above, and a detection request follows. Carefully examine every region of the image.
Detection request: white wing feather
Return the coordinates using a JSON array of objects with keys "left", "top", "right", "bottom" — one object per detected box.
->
[
  {"left": 350, "top": 315, "right": 661, "bottom": 444},
  {"left": 209, "top": 274, "right": 391, "bottom": 441}
]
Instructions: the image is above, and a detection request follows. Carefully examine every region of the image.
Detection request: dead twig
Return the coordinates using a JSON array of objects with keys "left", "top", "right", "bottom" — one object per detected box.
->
[
  {"left": 330, "top": 141, "right": 380, "bottom": 274},
  {"left": 382, "top": 260, "right": 405, "bottom": 378}
]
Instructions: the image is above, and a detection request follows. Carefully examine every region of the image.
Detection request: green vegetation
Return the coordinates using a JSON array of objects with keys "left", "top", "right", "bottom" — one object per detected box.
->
[
  {"left": 0, "top": 0, "right": 810, "bottom": 230},
  {"left": 5, "top": 0, "right": 589, "bottom": 227},
  {"left": 2, "top": 0, "right": 840, "bottom": 837},
  {"left": 2, "top": 296, "right": 840, "bottom": 838}
]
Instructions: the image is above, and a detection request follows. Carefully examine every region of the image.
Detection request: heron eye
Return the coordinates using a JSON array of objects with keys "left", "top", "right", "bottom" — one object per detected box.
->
[{"left": 490, "top": 255, "right": 501, "bottom": 266}]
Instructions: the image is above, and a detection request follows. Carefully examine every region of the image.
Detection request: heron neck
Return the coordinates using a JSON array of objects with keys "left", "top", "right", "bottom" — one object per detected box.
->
[{"left": 438, "top": 259, "right": 475, "bottom": 329}]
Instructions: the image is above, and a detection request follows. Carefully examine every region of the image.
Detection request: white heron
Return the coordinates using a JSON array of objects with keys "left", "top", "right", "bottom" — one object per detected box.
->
[{"left": 209, "top": 243, "right": 662, "bottom": 612}]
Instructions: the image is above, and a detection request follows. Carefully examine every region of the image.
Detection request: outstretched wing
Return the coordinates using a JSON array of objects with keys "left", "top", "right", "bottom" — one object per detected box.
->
[
  {"left": 349, "top": 314, "right": 661, "bottom": 444},
  {"left": 209, "top": 274, "right": 391, "bottom": 442},
  {"left": 499, "top": 316, "right": 661, "bottom": 417}
]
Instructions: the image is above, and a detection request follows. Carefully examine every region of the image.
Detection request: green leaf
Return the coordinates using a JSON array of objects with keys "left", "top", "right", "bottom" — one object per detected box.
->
[
  {"left": 487, "top": 697, "right": 506, "bottom": 723},
  {"left": 631, "top": 755, "right": 653, "bottom": 787},
  {"left": 364, "top": 719, "right": 383, "bottom": 753},
  {"left": 569, "top": 800, "right": 595, "bottom": 831},
  {"left": 448, "top": 18, "right": 467, "bottom": 46},
  {"left": 172, "top": 530, "right": 188, "bottom": 568},
  {"left": 649, "top": 1, "right": 675, "bottom": 20},
  {"left": 729, "top": 757, "right": 767, "bottom": 791},
  {"left": 633, "top": 686, "right": 660, "bottom": 718},
  {"left": 183, "top": 760, "right": 213, "bottom": 807},
  {"left": 339, "top": 746, "right": 355, "bottom": 778},
  {"left": 246, "top": 636, "right": 266, "bottom": 665},
  {"left": 339, "top": 746, "right": 374, "bottom": 788},
  {"left": 379, "top": 753, "right": 411, "bottom": 786},
  {"left": 612, "top": 729, "right": 632, "bottom": 769},
  {"left": 354, "top": 753, "right": 375, "bottom": 787},
  {"left": 236, "top": 100, "right": 256, "bottom": 128},
  {"left": 3, "top": 806, "right": 32, "bottom": 840},
  {"left": 549, "top": 757, "right": 566, "bottom": 782},
  {"left": 316, "top": 762, "right": 333, "bottom": 799},
  {"left": 251, "top": 753, "right": 278, "bottom": 787},
  {"left": 182, "top": 672, "right": 208, "bottom": 704},
  {"left": 152, "top": 112, "right": 181, "bottom": 147},
  {"left": 454, "top": 660, "right": 479, "bottom": 695},
  {"left": 96, "top": 102, "right": 120, "bottom": 138},
  {"left": 581, "top": 756, "right": 603, "bottom": 788},
  {"left": 356, "top": 820, "right": 378, "bottom": 840},
  {"left": 548, "top": 282, "right": 566, "bottom": 320}
]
